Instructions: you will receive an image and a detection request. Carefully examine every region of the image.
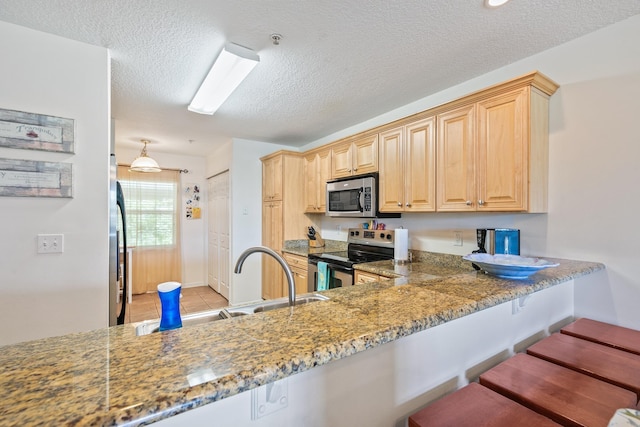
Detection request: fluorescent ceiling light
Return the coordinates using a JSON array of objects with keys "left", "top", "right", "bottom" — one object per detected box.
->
[
  {"left": 188, "top": 42, "right": 260, "bottom": 115},
  {"left": 485, "top": 0, "right": 511, "bottom": 7}
]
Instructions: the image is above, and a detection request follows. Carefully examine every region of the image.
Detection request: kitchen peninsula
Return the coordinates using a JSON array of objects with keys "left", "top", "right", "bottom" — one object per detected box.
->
[{"left": 0, "top": 256, "right": 603, "bottom": 426}]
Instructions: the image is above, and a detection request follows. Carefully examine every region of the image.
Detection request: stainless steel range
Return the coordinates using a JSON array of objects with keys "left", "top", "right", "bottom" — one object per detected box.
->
[{"left": 307, "top": 228, "right": 395, "bottom": 291}]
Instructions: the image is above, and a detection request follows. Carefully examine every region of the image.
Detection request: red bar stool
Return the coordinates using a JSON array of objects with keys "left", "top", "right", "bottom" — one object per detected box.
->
[
  {"left": 408, "top": 382, "right": 560, "bottom": 427},
  {"left": 561, "top": 318, "right": 640, "bottom": 355},
  {"left": 479, "top": 353, "right": 636, "bottom": 427},
  {"left": 527, "top": 332, "right": 640, "bottom": 400}
]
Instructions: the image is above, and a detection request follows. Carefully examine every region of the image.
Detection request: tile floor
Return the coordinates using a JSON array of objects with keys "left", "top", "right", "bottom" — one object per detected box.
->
[{"left": 124, "top": 286, "right": 229, "bottom": 324}]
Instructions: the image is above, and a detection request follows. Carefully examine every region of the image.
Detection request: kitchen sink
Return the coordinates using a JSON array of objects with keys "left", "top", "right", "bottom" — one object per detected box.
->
[
  {"left": 252, "top": 295, "right": 329, "bottom": 313},
  {"left": 134, "top": 293, "right": 329, "bottom": 336},
  {"left": 134, "top": 308, "right": 248, "bottom": 336}
]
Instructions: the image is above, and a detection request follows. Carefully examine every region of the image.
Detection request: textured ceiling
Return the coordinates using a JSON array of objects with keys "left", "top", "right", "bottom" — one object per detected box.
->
[{"left": 0, "top": 1, "right": 639, "bottom": 156}]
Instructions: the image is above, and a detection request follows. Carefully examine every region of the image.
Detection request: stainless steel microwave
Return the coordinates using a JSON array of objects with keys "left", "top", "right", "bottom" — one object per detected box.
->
[{"left": 326, "top": 173, "right": 399, "bottom": 218}]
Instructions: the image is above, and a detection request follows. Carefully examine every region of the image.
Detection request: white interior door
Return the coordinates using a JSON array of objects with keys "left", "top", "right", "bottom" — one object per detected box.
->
[
  {"left": 218, "top": 172, "right": 230, "bottom": 299},
  {"left": 207, "top": 171, "right": 230, "bottom": 300},
  {"left": 207, "top": 178, "right": 219, "bottom": 293}
]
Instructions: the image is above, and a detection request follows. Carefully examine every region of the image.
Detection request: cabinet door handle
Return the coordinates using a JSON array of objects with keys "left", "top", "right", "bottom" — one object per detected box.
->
[
  {"left": 465, "top": 200, "right": 472, "bottom": 206},
  {"left": 397, "top": 202, "right": 402, "bottom": 207},
  {"left": 406, "top": 203, "right": 411, "bottom": 207},
  {"left": 353, "top": 168, "right": 358, "bottom": 172},
  {"left": 478, "top": 200, "right": 485, "bottom": 206},
  {"left": 348, "top": 168, "right": 352, "bottom": 172}
]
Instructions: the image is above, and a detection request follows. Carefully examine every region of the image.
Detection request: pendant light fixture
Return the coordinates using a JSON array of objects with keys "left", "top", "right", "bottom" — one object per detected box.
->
[
  {"left": 485, "top": 0, "right": 511, "bottom": 7},
  {"left": 129, "top": 139, "right": 161, "bottom": 173},
  {"left": 188, "top": 42, "right": 260, "bottom": 115}
]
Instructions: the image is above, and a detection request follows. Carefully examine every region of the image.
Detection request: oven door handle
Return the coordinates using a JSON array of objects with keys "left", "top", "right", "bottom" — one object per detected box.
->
[
  {"left": 324, "top": 262, "right": 353, "bottom": 274},
  {"left": 309, "top": 259, "right": 352, "bottom": 274}
]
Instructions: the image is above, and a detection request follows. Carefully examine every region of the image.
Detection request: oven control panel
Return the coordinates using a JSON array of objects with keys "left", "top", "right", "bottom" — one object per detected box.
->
[{"left": 348, "top": 228, "right": 394, "bottom": 247}]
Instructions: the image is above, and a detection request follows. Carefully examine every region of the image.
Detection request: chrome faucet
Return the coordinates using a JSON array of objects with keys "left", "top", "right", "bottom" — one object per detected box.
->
[{"left": 234, "top": 246, "right": 296, "bottom": 306}]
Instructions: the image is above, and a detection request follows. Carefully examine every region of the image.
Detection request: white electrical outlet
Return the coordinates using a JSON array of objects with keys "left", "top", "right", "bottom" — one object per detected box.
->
[
  {"left": 37, "top": 234, "right": 64, "bottom": 254},
  {"left": 251, "top": 378, "right": 288, "bottom": 419},
  {"left": 454, "top": 231, "right": 463, "bottom": 246}
]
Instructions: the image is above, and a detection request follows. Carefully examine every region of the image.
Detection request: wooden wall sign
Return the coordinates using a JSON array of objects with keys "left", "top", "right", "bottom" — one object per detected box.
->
[
  {"left": 0, "top": 158, "right": 72, "bottom": 198},
  {"left": 0, "top": 108, "right": 75, "bottom": 153}
]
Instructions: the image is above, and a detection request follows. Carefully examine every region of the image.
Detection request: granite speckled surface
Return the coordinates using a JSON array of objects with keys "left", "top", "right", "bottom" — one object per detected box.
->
[
  {"left": 282, "top": 239, "right": 347, "bottom": 256},
  {"left": 0, "top": 251, "right": 604, "bottom": 426}
]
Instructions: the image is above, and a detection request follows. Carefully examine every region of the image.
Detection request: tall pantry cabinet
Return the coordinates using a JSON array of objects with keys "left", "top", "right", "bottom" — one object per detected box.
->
[{"left": 261, "top": 151, "right": 306, "bottom": 300}]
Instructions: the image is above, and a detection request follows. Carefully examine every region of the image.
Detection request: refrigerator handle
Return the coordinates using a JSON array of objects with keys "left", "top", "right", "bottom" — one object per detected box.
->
[{"left": 116, "top": 181, "right": 128, "bottom": 325}]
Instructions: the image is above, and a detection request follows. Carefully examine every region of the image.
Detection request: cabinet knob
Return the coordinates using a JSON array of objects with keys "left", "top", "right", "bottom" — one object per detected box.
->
[
  {"left": 353, "top": 168, "right": 358, "bottom": 172},
  {"left": 347, "top": 168, "right": 352, "bottom": 172},
  {"left": 397, "top": 202, "right": 402, "bottom": 207},
  {"left": 478, "top": 200, "right": 485, "bottom": 206},
  {"left": 465, "top": 200, "right": 472, "bottom": 206},
  {"left": 406, "top": 203, "right": 411, "bottom": 207}
]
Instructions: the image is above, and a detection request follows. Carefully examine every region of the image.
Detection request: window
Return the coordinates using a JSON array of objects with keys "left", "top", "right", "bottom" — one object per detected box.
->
[{"left": 119, "top": 180, "right": 177, "bottom": 247}]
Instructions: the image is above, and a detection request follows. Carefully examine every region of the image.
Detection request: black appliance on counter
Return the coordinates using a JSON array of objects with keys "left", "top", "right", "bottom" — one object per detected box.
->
[{"left": 307, "top": 228, "right": 395, "bottom": 291}]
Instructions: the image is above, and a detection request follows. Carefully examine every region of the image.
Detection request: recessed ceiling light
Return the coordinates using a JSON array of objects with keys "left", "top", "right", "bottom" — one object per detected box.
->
[{"left": 485, "top": 0, "right": 511, "bottom": 8}]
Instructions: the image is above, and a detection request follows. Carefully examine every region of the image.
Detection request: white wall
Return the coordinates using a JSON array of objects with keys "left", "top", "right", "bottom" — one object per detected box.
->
[
  {"left": 206, "top": 138, "right": 294, "bottom": 306},
  {"left": 312, "top": 15, "right": 640, "bottom": 329},
  {"left": 116, "top": 147, "right": 208, "bottom": 288},
  {"left": 0, "top": 22, "right": 110, "bottom": 345}
]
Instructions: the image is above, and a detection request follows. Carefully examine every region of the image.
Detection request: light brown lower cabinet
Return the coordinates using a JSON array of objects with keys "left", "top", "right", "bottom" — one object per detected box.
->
[
  {"left": 283, "top": 253, "right": 309, "bottom": 296},
  {"left": 262, "top": 201, "right": 283, "bottom": 300},
  {"left": 354, "top": 270, "right": 385, "bottom": 284}
]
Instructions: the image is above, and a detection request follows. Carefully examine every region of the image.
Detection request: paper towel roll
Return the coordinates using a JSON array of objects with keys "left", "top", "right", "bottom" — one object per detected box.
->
[{"left": 394, "top": 228, "right": 408, "bottom": 262}]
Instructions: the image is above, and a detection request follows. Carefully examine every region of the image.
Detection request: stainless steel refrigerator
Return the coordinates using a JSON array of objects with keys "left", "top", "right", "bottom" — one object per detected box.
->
[{"left": 109, "top": 153, "right": 128, "bottom": 325}]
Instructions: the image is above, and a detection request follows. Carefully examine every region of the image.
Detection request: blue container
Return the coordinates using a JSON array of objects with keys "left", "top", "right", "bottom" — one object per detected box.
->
[
  {"left": 493, "top": 229, "right": 520, "bottom": 255},
  {"left": 158, "top": 282, "right": 182, "bottom": 331}
]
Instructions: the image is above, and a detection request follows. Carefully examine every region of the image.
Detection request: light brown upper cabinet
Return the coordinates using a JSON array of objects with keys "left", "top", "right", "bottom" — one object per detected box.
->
[
  {"left": 379, "top": 116, "right": 436, "bottom": 213},
  {"left": 304, "top": 147, "right": 331, "bottom": 213},
  {"left": 262, "top": 154, "right": 283, "bottom": 201},
  {"left": 296, "top": 70, "right": 557, "bottom": 214},
  {"left": 437, "top": 75, "right": 557, "bottom": 212},
  {"left": 331, "top": 134, "right": 378, "bottom": 179}
]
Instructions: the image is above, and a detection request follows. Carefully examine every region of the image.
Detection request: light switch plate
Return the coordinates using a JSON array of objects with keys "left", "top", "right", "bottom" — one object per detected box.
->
[{"left": 37, "top": 234, "right": 64, "bottom": 254}]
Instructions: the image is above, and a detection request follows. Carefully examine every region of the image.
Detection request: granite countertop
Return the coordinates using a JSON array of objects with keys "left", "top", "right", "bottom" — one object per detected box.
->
[
  {"left": 0, "top": 253, "right": 604, "bottom": 426},
  {"left": 282, "top": 239, "right": 347, "bottom": 256}
]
